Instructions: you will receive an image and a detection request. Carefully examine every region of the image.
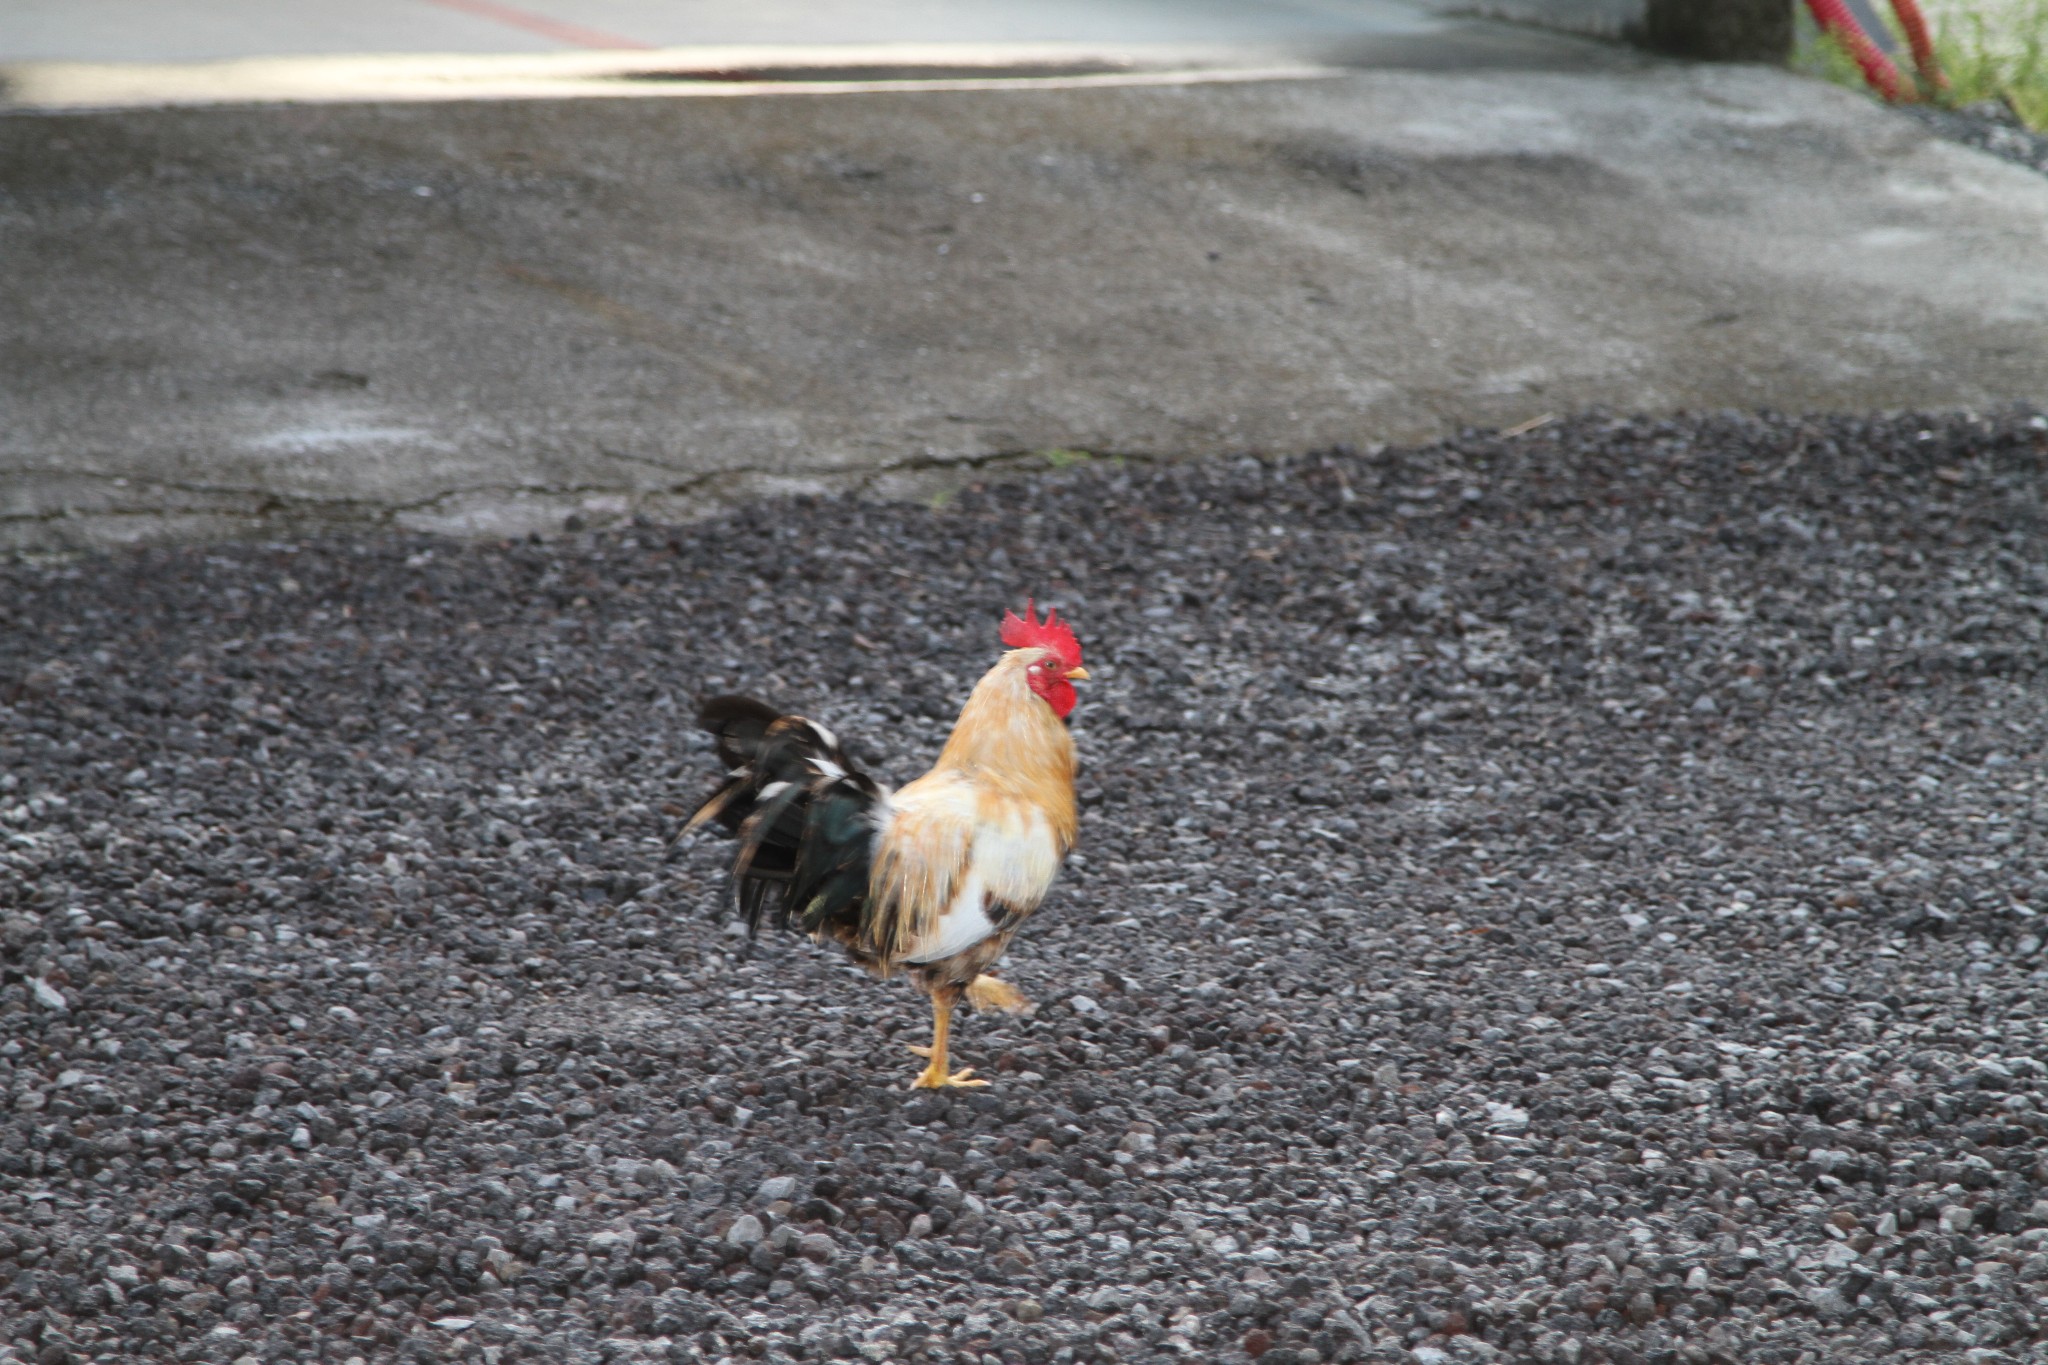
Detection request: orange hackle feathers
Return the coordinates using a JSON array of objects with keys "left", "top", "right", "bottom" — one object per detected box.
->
[{"left": 867, "top": 648, "right": 1080, "bottom": 965}]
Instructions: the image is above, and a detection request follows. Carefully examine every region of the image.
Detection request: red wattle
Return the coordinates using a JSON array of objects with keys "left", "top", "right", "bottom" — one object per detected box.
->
[{"left": 1037, "top": 679, "right": 1077, "bottom": 718}]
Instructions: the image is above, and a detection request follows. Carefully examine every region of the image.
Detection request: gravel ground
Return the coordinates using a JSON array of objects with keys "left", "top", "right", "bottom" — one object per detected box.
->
[
  {"left": 1, "top": 407, "right": 2046, "bottom": 1365},
  {"left": 1908, "top": 100, "right": 2048, "bottom": 178}
]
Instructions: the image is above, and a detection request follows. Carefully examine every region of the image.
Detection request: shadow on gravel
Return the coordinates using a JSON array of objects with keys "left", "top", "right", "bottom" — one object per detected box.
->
[{"left": 0, "top": 409, "right": 2045, "bottom": 1364}]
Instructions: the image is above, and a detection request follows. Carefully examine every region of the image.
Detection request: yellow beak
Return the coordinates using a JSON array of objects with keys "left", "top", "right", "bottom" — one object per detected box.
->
[{"left": 1065, "top": 666, "right": 1091, "bottom": 682}]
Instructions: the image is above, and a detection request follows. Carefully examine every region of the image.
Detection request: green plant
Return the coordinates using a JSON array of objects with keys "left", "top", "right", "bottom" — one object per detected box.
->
[
  {"left": 1931, "top": 0, "right": 2048, "bottom": 126},
  {"left": 1794, "top": 19, "right": 1873, "bottom": 89}
]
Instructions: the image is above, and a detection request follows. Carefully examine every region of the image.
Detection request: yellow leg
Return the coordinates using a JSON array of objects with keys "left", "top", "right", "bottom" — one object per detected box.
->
[{"left": 908, "top": 986, "right": 988, "bottom": 1088}]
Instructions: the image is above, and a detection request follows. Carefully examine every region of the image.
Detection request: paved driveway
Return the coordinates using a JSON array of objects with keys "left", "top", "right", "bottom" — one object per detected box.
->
[{"left": 2, "top": 9, "right": 2044, "bottom": 550}]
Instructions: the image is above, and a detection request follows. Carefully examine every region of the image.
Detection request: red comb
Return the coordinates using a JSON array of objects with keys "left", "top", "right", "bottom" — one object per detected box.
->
[{"left": 1001, "top": 598, "right": 1082, "bottom": 671}]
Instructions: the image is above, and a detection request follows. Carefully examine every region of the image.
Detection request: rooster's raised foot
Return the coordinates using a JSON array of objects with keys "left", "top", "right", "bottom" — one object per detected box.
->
[{"left": 965, "top": 974, "right": 1031, "bottom": 1014}]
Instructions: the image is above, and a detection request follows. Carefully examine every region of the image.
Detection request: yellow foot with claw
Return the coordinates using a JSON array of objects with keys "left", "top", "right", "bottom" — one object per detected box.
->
[
  {"left": 906, "top": 1046, "right": 989, "bottom": 1087},
  {"left": 911, "top": 1065, "right": 989, "bottom": 1089}
]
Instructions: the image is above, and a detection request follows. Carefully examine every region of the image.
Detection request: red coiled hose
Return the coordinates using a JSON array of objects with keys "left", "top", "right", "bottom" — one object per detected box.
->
[
  {"left": 1804, "top": 0, "right": 1911, "bottom": 101},
  {"left": 1802, "top": 0, "right": 1949, "bottom": 102},
  {"left": 1888, "top": 0, "right": 1949, "bottom": 93}
]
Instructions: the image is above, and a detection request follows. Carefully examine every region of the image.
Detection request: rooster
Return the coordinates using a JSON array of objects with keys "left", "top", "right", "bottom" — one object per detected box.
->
[{"left": 683, "top": 603, "right": 1090, "bottom": 1089}]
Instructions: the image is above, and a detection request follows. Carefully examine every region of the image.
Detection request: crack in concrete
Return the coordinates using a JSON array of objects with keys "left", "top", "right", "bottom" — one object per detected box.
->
[
  {"left": 848, "top": 446, "right": 1161, "bottom": 494},
  {"left": 0, "top": 445, "right": 1155, "bottom": 539}
]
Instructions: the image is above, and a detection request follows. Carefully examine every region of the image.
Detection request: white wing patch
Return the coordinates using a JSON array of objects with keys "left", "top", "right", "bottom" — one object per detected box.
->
[
  {"left": 901, "top": 801, "right": 1062, "bottom": 964},
  {"left": 904, "top": 869, "right": 994, "bottom": 964},
  {"left": 974, "top": 804, "right": 1061, "bottom": 908}
]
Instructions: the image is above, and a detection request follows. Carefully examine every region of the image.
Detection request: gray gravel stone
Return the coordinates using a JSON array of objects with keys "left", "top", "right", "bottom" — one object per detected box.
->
[{"left": 0, "top": 407, "right": 2043, "bottom": 1363}]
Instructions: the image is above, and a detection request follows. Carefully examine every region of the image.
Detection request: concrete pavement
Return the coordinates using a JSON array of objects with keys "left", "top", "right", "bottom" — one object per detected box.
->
[{"left": 2, "top": 19, "right": 2045, "bottom": 551}]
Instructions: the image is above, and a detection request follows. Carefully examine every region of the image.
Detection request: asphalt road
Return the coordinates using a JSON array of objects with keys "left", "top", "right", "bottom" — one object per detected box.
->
[{"left": 4, "top": 33, "right": 2046, "bottom": 553}]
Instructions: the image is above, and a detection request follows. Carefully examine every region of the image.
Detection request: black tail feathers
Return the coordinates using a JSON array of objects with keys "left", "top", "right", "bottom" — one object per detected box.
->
[{"left": 684, "top": 696, "right": 882, "bottom": 939}]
